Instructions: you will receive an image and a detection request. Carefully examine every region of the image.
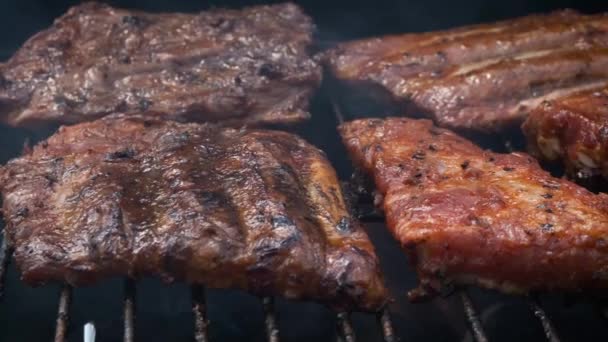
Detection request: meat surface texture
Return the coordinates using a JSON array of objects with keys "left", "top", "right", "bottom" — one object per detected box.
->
[
  {"left": 340, "top": 117, "right": 608, "bottom": 299},
  {"left": 0, "top": 2, "right": 321, "bottom": 127},
  {"left": 325, "top": 10, "right": 608, "bottom": 131},
  {"left": 523, "top": 87, "right": 608, "bottom": 180},
  {"left": 0, "top": 116, "right": 386, "bottom": 311}
]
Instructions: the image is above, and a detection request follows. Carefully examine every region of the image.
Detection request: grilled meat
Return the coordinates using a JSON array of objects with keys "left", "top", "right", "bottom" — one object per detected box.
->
[
  {"left": 340, "top": 117, "right": 608, "bottom": 299},
  {"left": 523, "top": 87, "right": 608, "bottom": 180},
  {"left": 0, "top": 116, "right": 386, "bottom": 311},
  {"left": 325, "top": 10, "right": 608, "bottom": 131},
  {"left": 0, "top": 2, "right": 321, "bottom": 128}
]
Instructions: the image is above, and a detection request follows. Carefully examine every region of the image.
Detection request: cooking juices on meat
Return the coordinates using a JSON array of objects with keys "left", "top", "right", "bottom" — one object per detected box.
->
[
  {"left": 340, "top": 117, "right": 608, "bottom": 300},
  {"left": 324, "top": 10, "right": 608, "bottom": 131},
  {"left": 0, "top": 115, "right": 387, "bottom": 312},
  {"left": 0, "top": 2, "right": 322, "bottom": 127}
]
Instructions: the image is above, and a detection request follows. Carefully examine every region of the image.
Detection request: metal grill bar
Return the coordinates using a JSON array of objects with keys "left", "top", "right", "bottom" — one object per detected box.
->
[
  {"left": 191, "top": 285, "right": 209, "bottom": 342},
  {"left": 263, "top": 297, "right": 280, "bottom": 342},
  {"left": 54, "top": 284, "right": 72, "bottom": 342},
  {"left": 336, "top": 312, "right": 356, "bottom": 342},
  {"left": 460, "top": 290, "right": 488, "bottom": 342},
  {"left": 529, "top": 297, "right": 561, "bottom": 342},
  {"left": 0, "top": 237, "right": 10, "bottom": 301},
  {"left": 378, "top": 307, "right": 396, "bottom": 342},
  {"left": 123, "top": 279, "right": 136, "bottom": 342}
]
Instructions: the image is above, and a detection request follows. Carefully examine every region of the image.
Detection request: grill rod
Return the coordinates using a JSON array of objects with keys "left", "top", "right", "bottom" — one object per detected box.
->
[
  {"left": 192, "top": 285, "right": 209, "bottom": 342},
  {"left": 378, "top": 307, "right": 396, "bottom": 342},
  {"left": 460, "top": 290, "right": 489, "bottom": 342},
  {"left": 54, "top": 284, "right": 72, "bottom": 342},
  {"left": 123, "top": 279, "right": 136, "bottom": 342},
  {"left": 337, "top": 312, "right": 356, "bottom": 342},
  {"left": 529, "top": 297, "right": 561, "bottom": 342},
  {"left": 0, "top": 237, "right": 10, "bottom": 301},
  {"left": 263, "top": 297, "right": 280, "bottom": 342}
]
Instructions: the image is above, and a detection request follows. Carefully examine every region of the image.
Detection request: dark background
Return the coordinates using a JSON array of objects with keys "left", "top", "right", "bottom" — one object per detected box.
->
[{"left": 1, "top": 1, "right": 608, "bottom": 341}]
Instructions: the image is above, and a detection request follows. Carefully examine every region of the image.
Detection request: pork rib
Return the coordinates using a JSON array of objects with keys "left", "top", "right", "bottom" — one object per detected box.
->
[
  {"left": 325, "top": 10, "right": 608, "bottom": 131},
  {"left": 0, "top": 2, "right": 321, "bottom": 127},
  {"left": 340, "top": 117, "right": 608, "bottom": 299},
  {"left": 0, "top": 115, "right": 387, "bottom": 311}
]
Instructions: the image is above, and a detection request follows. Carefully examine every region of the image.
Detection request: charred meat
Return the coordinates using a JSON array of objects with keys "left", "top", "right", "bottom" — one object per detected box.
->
[
  {"left": 523, "top": 87, "right": 608, "bottom": 180},
  {"left": 0, "top": 2, "right": 321, "bottom": 127},
  {"left": 325, "top": 10, "right": 608, "bottom": 131},
  {"left": 340, "top": 117, "right": 608, "bottom": 299},
  {"left": 0, "top": 116, "right": 386, "bottom": 311}
]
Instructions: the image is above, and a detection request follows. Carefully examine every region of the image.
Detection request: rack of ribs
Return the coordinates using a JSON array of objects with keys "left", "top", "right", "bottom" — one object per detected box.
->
[
  {"left": 0, "top": 115, "right": 386, "bottom": 311},
  {"left": 523, "top": 86, "right": 608, "bottom": 180},
  {"left": 325, "top": 10, "right": 608, "bottom": 131},
  {"left": 340, "top": 117, "right": 608, "bottom": 300},
  {"left": 0, "top": 2, "right": 322, "bottom": 128}
]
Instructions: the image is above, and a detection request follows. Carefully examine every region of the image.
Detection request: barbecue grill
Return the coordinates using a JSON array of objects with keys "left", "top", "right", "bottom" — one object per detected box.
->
[{"left": 1, "top": 0, "right": 608, "bottom": 341}]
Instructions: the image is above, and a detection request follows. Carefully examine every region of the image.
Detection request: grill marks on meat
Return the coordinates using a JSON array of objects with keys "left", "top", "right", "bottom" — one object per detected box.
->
[
  {"left": 523, "top": 86, "right": 608, "bottom": 179},
  {"left": 0, "top": 2, "right": 321, "bottom": 127},
  {"left": 325, "top": 10, "right": 608, "bottom": 131},
  {"left": 0, "top": 116, "right": 386, "bottom": 311},
  {"left": 340, "top": 117, "right": 608, "bottom": 299}
]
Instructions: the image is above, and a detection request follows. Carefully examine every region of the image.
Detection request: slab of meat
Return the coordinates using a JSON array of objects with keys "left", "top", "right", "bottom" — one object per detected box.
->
[
  {"left": 0, "top": 116, "right": 386, "bottom": 311},
  {"left": 340, "top": 117, "right": 608, "bottom": 299},
  {"left": 0, "top": 2, "right": 321, "bottom": 128},
  {"left": 325, "top": 10, "right": 608, "bottom": 131},
  {"left": 523, "top": 87, "right": 608, "bottom": 180}
]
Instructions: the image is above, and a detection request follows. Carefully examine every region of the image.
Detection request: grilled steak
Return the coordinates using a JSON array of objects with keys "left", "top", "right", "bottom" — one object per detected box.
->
[
  {"left": 0, "top": 116, "right": 386, "bottom": 311},
  {"left": 0, "top": 2, "right": 321, "bottom": 128},
  {"left": 325, "top": 10, "right": 608, "bottom": 131},
  {"left": 340, "top": 117, "right": 608, "bottom": 299},
  {"left": 523, "top": 87, "right": 608, "bottom": 180}
]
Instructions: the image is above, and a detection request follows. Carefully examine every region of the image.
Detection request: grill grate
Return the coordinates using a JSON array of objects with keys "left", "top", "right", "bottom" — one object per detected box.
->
[
  {"left": 263, "top": 297, "right": 280, "bottom": 342},
  {"left": 192, "top": 285, "right": 209, "bottom": 342},
  {"left": 54, "top": 284, "right": 72, "bottom": 342},
  {"left": 460, "top": 290, "right": 488, "bottom": 342},
  {"left": 0, "top": 238, "right": 9, "bottom": 301},
  {"left": 123, "top": 279, "right": 136, "bottom": 342}
]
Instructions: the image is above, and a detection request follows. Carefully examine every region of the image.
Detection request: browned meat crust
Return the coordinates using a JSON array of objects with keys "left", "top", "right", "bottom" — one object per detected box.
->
[
  {"left": 0, "top": 115, "right": 386, "bottom": 311},
  {"left": 0, "top": 2, "right": 321, "bottom": 128},
  {"left": 325, "top": 10, "right": 608, "bottom": 131},
  {"left": 340, "top": 117, "right": 608, "bottom": 299},
  {"left": 523, "top": 87, "right": 608, "bottom": 180}
]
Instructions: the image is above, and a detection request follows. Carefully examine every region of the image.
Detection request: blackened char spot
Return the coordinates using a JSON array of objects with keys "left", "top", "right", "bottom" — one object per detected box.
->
[
  {"left": 460, "top": 160, "right": 470, "bottom": 170},
  {"left": 271, "top": 215, "right": 295, "bottom": 229},
  {"left": 540, "top": 223, "right": 554, "bottom": 232},
  {"left": 503, "top": 167, "right": 515, "bottom": 172},
  {"left": 106, "top": 148, "right": 136, "bottom": 161},
  {"left": 122, "top": 15, "right": 149, "bottom": 29},
  {"left": 139, "top": 98, "right": 152, "bottom": 111},
  {"left": 0, "top": 74, "right": 12, "bottom": 89},
  {"left": 16, "top": 207, "right": 29, "bottom": 218},
  {"left": 412, "top": 150, "right": 425, "bottom": 160},
  {"left": 258, "top": 63, "right": 283, "bottom": 79},
  {"left": 336, "top": 216, "right": 353, "bottom": 233}
]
